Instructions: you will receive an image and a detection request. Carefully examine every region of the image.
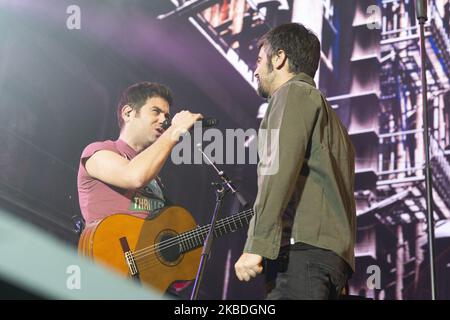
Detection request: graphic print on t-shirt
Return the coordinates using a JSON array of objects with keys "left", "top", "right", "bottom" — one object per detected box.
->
[{"left": 129, "top": 179, "right": 165, "bottom": 213}]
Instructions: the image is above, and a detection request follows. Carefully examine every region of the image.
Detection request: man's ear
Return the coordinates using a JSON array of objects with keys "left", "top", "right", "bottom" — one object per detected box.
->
[
  {"left": 273, "top": 49, "right": 287, "bottom": 70},
  {"left": 121, "top": 105, "right": 133, "bottom": 122}
]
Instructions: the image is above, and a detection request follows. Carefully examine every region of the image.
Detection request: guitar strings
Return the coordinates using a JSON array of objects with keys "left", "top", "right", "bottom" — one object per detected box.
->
[
  {"left": 132, "top": 209, "right": 253, "bottom": 260},
  {"left": 132, "top": 210, "right": 254, "bottom": 272},
  {"left": 133, "top": 209, "right": 253, "bottom": 259},
  {"left": 131, "top": 209, "right": 253, "bottom": 258},
  {"left": 135, "top": 210, "right": 253, "bottom": 272}
]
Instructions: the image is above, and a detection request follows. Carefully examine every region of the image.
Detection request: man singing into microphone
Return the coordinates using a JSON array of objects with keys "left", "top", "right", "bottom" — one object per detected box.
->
[
  {"left": 77, "top": 81, "right": 202, "bottom": 295},
  {"left": 234, "top": 23, "right": 356, "bottom": 300}
]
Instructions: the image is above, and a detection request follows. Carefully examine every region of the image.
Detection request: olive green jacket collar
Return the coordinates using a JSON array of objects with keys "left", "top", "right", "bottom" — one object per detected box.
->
[
  {"left": 271, "top": 72, "right": 317, "bottom": 99},
  {"left": 290, "top": 72, "right": 317, "bottom": 88}
]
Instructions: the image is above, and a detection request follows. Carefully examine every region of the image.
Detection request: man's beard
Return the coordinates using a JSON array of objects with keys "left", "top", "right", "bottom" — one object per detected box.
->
[
  {"left": 257, "top": 81, "right": 270, "bottom": 99},
  {"left": 256, "top": 61, "right": 273, "bottom": 99}
]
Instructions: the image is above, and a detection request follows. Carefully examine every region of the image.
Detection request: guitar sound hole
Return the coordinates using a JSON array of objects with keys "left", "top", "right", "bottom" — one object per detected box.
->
[{"left": 156, "top": 231, "right": 182, "bottom": 266}]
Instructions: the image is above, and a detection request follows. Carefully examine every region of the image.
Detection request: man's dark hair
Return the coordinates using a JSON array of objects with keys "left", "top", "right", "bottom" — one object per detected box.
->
[
  {"left": 258, "top": 23, "right": 320, "bottom": 78},
  {"left": 116, "top": 81, "right": 173, "bottom": 129}
]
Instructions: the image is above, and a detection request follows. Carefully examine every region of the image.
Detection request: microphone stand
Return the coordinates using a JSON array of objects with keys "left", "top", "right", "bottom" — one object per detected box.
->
[
  {"left": 190, "top": 144, "right": 248, "bottom": 300},
  {"left": 416, "top": 0, "right": 437, "bottom": 300}
]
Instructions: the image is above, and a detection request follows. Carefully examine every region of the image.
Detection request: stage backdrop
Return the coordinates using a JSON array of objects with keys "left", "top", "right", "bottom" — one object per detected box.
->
[{"left": 0, "top": 0, "right": 449, "bottom": 299}]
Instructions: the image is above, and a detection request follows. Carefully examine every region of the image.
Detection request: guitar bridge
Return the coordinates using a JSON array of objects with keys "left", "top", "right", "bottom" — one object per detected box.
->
[
  {"left": 119, "top": 237, "right": 139, "bottom": 278},
  {"left": 125, "top": 251, "right": 138, "bottom": 276}
]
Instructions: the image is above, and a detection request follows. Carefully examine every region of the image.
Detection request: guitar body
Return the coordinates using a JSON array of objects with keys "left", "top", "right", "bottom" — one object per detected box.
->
[{"left": 78, "top": 206, "right": 202, "bottom": 295}]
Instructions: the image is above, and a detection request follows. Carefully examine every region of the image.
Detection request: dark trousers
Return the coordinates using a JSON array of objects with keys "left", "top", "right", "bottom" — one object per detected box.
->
[{"left": 264, "top": 243, "right": 352, "bottom": 300}]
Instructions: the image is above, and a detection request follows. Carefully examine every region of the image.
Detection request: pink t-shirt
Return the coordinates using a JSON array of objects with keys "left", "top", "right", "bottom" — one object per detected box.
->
[{"left": 77, "top": 139, "right": 166, "bottom": 224}]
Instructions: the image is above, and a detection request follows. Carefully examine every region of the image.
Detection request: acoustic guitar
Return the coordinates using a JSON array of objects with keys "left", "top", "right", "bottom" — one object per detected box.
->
[{"left": 78, "top": 206, "right": 253, "bottom": 295}]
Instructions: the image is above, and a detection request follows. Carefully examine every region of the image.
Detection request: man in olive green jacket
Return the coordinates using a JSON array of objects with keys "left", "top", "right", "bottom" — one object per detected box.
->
[{"left": 234, "top": 23, "right": 356, "bottom": 300}]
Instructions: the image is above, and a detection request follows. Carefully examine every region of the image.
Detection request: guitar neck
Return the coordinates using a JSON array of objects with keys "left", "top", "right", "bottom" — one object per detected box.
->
[{"left": 177, "top": 208, "right": 254, "bottom": 253}]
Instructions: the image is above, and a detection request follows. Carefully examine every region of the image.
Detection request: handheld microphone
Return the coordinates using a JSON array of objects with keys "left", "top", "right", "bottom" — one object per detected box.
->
[{"left": 161, "top": 117, "right": 218, "bottom": 130}]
